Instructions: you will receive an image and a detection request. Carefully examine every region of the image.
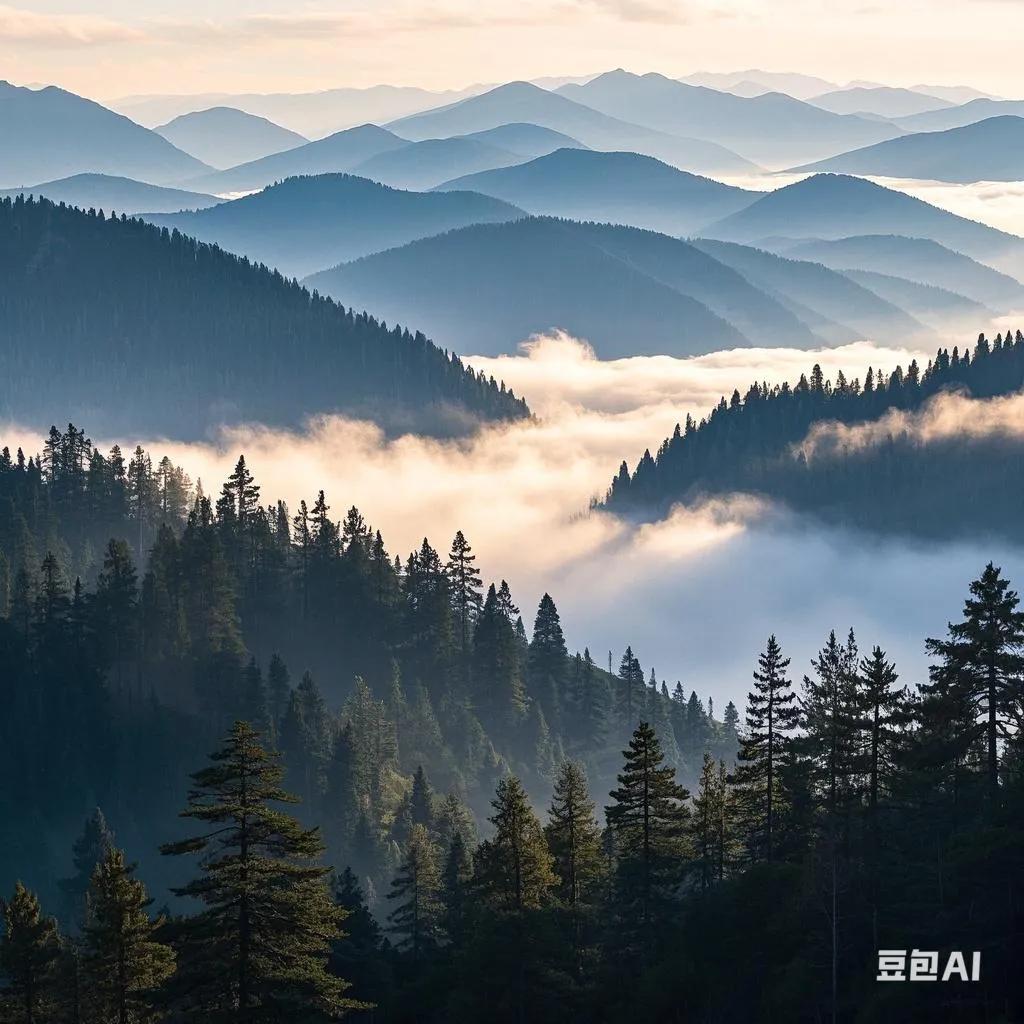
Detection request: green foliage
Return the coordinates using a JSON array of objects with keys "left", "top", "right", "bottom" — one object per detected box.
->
[
  {"left": 0, "top": 882, "right": 61, "bottom": 1023},
  {"left": 160, "top": 721, "right": 356, "bottom": 1021},
  {"left": 81, "top": 847, "right": 175, "bottom": 1023}
]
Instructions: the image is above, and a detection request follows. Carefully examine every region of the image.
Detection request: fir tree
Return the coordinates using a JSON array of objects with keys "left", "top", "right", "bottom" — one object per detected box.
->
[
  {"left": 732, "top": 635, "right": 799, "bottom": 862},
  {"left": 58, "top": 808, "right": 115, "bottom": 930},
  {"left": 605, "top": 722, "right": 690, "bottom": 953},
  {"left": 160, "top": 721, "right": 355, "bottom": 1020},
  {"left": 386, "top": 824, "right": 442, "bottom": 960},
  {"left": 81, "top": 847, "right": 175, "bottom": 1024},
  {"left": 0, "top": 882, "right": 61, "bottom": 1024}
]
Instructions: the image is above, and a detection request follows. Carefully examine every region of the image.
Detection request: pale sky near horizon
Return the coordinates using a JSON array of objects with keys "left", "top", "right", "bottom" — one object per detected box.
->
[{"left": 2, "top": 0, "right": 1022, "bottom": 102}]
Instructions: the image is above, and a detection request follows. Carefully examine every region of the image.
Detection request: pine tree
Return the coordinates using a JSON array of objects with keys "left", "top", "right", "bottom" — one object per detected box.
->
[
  {"left": 545, "top": 761, "right": 604, "bottom": 978},
  {"left": 473, "top": 584, "right": 527, "bottom": 731},
  {"left": 59, "top": 808, "right": 115, "bottom": 930},
  {"left": 81, "top": 847, "right": 175, "bottom": 1024},
  {"left": 925, "top": 563, "right": 1024, "bottom": 794},
  {"left": 160, "top": 721, "right": 355, "bottom": 1020},
  {"left": 409, "top": 765, "right": 434, "bottom": 831},
  {"left": 0, "top": 882, "right": 61, "bottom": 1024},
  {"left": 446, "top": 530, "right": 482, "bottom": 682},
  {"left": 545, "top": 762, "right": 603, "bottom": 909},
  {"left": 528, "top": 594, "right": 568, "bottom": 731},
  {"left": 474, "top": 776, "right": 555, "bottom": 912},
  {"left": 386, "top": 824, "right": 442, "bottom": 960},
  {"left": 732, "top": 635, "right": 799, "bottom": 862},
  {"left": 439, "top": 832, "right": 472, "bottom": 947},
  {"left": 605, "top": 722, "right": 690, "bottom": 953}
]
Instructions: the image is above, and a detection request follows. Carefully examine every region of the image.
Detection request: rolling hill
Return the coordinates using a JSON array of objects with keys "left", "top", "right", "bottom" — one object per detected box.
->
[
  {"left": 702, "top": 174, "right": 1024, "bottom": 276},
  {"left": 435, "top": 148, "right": 757, "bottom": 236},
  {"left": 185, "top": 124, "right": 408, "bottom": 193},
  {"left": 387, "top": 81, "right": 758, "bottom": 175},
  {"left": 148, "top": 173, "right": 525, "bottom": 279},
  {"left": 456, "top": 123, "right": 587, "bottom": 158},
  {"left": 556, "top": 70, "right": 905, "bottom": 167},
  {"left": 777, "top": 235, "right": 1024, "bottom": 309},
  {"left": 0, "top": 81, "right": 210, "bottom": 188},
  {"left": 838, "top": 268, "right": 988, "bottom": 330},
  {"left": 691, "top": 238, "right": 928, "bottom": 344},
  {"left": 807, "top": 86, "right": 951, "bottom": 119},
  {"left": 154, "top": 106, "right": 307, "bottom": 169},
  {"left": 793, "top": 116, "right": 1024, "bottom": 182},
  {"left": 351, "top": 137, "right": 523, "bottom": 191},
  {"left": 896, "top": 98, "right": 1024, "bottom": 133},
  {"left": 305, "top": 218, "right": 847, "bottom": 357},
  {"left": 0, "top": 173, "right": 222, "bottom": 214},
  {"left": 0, "top": 196, "right": 527, "bottom": 437}
]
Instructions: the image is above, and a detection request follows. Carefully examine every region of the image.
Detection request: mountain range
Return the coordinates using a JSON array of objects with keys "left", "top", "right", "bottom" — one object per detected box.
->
[
  {"left": 703, "top": 173, "right": 1024, "bottom": 277},
  {"left": 806, "top": 86, "right": 952, "bottom": 119},
  {"left": 387, "top": 81, "right": 758, "bottom": 175},
  {"left": 154, "top": 106, "right": 308, "bottom": 169},
  {"left": 0, "top": 81, "right": 209, "bottom": 188},
  {"left": 555, "top": 71, "right": 906, "bottom": 167},
  {"left": 0, "top": 196, "right": 526, "bottom": 437},
  {"left": 306, "top": 217, "right": 941, "bottom": 357},
  {"left": 147, "top": 174, "right": 525, "bottom": 279}
]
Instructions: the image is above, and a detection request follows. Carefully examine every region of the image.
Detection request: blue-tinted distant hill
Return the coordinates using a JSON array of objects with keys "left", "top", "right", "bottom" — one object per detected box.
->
[
  {"left": 896, "top": 98, "right": 1024, "bottom": 133},
  {"left": 388, "top": 81, "right": 757, "bottom": 175},
  {"left": 0, "top": 81, "right": 210, "bottom": 187},
  {"left": 155, "top": 106, "right": 307, "bottom": 169},
  {"left": 456, "top": 123, "right": 587, "bottom": 158},
  {"left": 691, "top": 238, "right": 929, "bottom": 344},
  {"left": 838, "top": 269, "right": 988, "bottom": 332},
  {"left": 807, "top": 86, "right": 952, "bottom": 119},
  {"left": 436, "top": 149, "right": 757, "bottom": 236},
  {"left": 185, "top": 124, "right": 408, "bottom": 193},
  {"left": 306, "top": 217, "right": 836, "bottom": 357},
  {"left": 557, "top": 70, "right": 904, "bottom": 167},
  {"left": 703, "top": 174, "right": 1024, "bottom": 277},
  {"left": 148, "top": 174, "right": 525, "bottom": 279},
  {"left": 777, "top": 234, "right": 1024, "bottom": 310},
  {"left": 793, "top": 116, "right": 1024, "bottom": 182},
  {"left": 0, "top": 196, "right": 527, "bottom": 437},
  {"left": 0, "top": 173, "right": 222, "bottom": 214},
  {"left": 351, "top": 137, "right": 523, "bottom": 191}
]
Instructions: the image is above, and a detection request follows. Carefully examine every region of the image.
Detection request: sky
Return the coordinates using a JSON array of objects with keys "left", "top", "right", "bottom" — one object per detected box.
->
[{"left": 3, "top": 0, "right": 1023, "bottom": 101}]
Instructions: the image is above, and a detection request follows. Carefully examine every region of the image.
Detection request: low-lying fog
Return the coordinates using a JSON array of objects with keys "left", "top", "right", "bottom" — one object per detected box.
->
[{"left": 7, "top": 334, "right": 1024, "bottom": 711}]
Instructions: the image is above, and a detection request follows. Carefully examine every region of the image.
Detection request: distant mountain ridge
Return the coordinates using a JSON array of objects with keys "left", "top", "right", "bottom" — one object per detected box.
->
[
  {"left": 387, "top": 81, "right": 758, "bottom": 175},
  {"left": 435, "top": 148, "right": 757, "bottom": 236},
  {"left": 0, "top": 173, "right": 222, "bottom": 214},
  {"left": 556, "top": 70, "right": 906, "bottom": 167},
  {"left": 0, "top": 81, "right": 210, "bottom": 188},
  {"left": 147, "top": 173, "right": 525, "bottom": 279},
  {"left": 184, "top": 124, "right": 408, "bottom": 193},
  {"left": 792, "top": 116, "right": 1024, "bottom": 182},
  {"left": 155, "top": 106, "right": 308, "bottom": 169}
]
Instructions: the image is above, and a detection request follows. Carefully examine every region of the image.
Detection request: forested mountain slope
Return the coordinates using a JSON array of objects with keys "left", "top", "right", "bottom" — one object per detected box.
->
[
  {"left": 606, "top": 329, "right": 1024, "bottom": 540},
  {"left": 0, "top": 196, "right": 527, "bottom": 436}
]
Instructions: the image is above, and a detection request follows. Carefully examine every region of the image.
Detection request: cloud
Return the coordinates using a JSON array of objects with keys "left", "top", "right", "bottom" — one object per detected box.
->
[
  {"left": 797, "top": 386, "right": 1024, "bottom": 461},
  {"left": 0, "top": 4, "right": 141, "bottom": 46},
  {"left": 11, "top": 333, "right": 977, "bottom": 710}
]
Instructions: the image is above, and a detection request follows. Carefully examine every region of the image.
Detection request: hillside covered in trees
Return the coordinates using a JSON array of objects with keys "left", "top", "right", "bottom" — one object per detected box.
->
[
  {"left": 606, "top": 329, "right": 1024, "bottom": 539},
  {"left": 0, "top": 196, "right": 528, "bottom": 438},
  {"left": 2, "top": 422, "right": 1024, "bottom": 1021}
]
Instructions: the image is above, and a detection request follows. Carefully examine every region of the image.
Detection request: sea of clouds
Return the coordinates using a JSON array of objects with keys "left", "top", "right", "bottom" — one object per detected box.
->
[{"left": 11, "top": 332, "right": 1023, "bottom": 710}]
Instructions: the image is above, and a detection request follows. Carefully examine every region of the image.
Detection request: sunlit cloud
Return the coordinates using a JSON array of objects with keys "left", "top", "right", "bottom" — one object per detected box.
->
[{"left": 0, "top": 4, "right": 141, "bottom": 46}]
